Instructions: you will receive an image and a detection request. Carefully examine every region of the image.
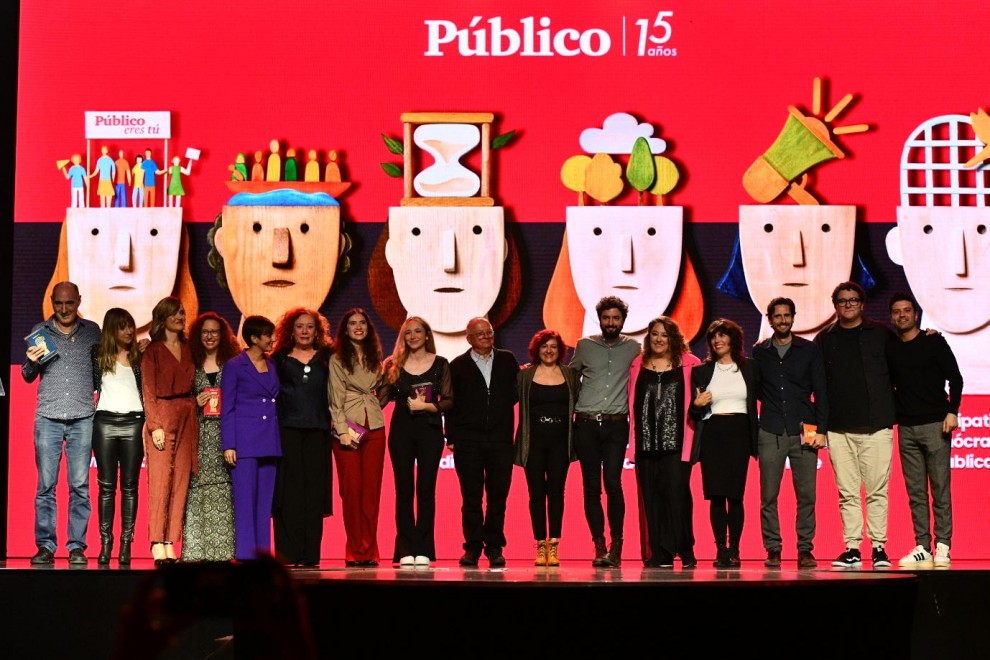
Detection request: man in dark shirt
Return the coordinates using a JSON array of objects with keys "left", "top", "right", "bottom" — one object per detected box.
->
[
  {"left": 447, "top": 317, "right": 519, "bottom": 567},
  {"left": 814, "top": 281, "right": 897, "bottom": 569},
  {"left": 753, "top": 297, "right": 828, "bottom": 569},
  {"left": 21, "top": 281, "right": 101, "bottom": 565},
  {"left": 888, "top": 293, "right": 962, "bottom": 568}
]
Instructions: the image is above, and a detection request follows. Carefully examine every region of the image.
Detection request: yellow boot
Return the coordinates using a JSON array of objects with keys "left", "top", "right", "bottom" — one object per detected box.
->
[
  {"left": 535, "top": 539, "right": 548, "bottom": 566},
  {"left": 547, "top": 538, "right": 560, "bottom": 566}
]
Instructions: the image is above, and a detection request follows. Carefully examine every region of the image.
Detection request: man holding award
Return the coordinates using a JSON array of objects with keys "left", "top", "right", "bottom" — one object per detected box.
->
[
  {"left": 752, "top": 297, "right": 829, "bottom": 569},
  {"left": 21, "top": 281, "right": 102, "bottom": 565}
]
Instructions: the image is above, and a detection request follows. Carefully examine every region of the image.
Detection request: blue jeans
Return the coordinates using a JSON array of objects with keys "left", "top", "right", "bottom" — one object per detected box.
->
[{"left": 34, "top": 414, "right": 94, "bottom": 552}]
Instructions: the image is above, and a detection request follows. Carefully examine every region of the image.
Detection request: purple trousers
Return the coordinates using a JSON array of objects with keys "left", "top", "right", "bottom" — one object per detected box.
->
[{"left": 232, "top": 457, "right": 278, "bottom": 559}]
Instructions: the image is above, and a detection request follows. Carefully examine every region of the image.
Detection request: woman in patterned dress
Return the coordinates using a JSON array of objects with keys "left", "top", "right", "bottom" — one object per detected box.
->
[{"left": 182, "top": 312, "right": 240, "bottom": 561}]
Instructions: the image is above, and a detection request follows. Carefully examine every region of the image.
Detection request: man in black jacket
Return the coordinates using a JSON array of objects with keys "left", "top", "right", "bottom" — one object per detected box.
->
[
  {"left": 447, "top": 317, "right": 520, "bottom": 567},
  {"left": 814, "top": 282, "right": 896, "bottom": 569},
  {"left": 888, "top": 293, "right": 962, "bottom": 568}
]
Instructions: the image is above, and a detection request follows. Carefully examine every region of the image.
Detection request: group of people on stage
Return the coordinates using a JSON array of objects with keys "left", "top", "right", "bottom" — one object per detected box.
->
[{"left": 23, "top": 280, "right": 960, "bottom": 570}]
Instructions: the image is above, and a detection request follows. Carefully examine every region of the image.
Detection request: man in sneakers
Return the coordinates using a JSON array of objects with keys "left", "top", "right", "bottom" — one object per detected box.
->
[
  {"left": 814, "top": 282, "right": 897, "bottom": 569},
  {"left": 753, "top": 297, "right": 829, "bottom": 570},
  {"left": 22, "top": 282, "right": 101, "bottom": 566},
  {"left": 570, "top": 297, "right": 642, "bottom": 568},
  {"left": 888, "top": 294, "right": 962, "bottom": 569}
]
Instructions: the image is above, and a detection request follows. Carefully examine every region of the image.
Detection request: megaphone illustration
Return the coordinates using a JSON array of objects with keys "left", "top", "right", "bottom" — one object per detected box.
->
[
  {"left": 743, "top": 78, "right": 870, "bottom": 205},
  {"left": 743, "top": 106, "right": 844, "bottom": 205}
]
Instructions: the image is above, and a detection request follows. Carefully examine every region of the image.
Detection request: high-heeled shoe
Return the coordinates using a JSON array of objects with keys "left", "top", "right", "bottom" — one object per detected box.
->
[
  {"left": 151, "top": 542, "right": 167, "bottom": 566},
  {"left": 163, "top": 541, "right": 178, "bottom": 563}
]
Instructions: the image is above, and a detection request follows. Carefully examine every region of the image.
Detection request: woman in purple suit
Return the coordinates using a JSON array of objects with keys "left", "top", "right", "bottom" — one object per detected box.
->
[{"left": 221, "top": 315, "right": 281, "bottom": 560}]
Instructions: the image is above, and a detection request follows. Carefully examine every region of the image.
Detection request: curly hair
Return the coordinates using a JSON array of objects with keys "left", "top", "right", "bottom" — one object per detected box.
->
[
  {"left": 334, "top": 308, "right": 383, "bottom": 375},
  {"left": 272, "top": 307, "right": 333, "bottom": 361},
  {"left": 642, "top": 316, "right": 687, "bottom": 367},
  {"left": 96, "top": 308, "right": 141, "bottom": 374},
  {"left": 189, "top": 312, "right": 241, "bottom": 368},
  {"left": 527, "top": 328, "right": 568, "bottom": 365},
  {"left": 384, "top": 316, "right": 437, "bottom": 384},
  {"left": 704, "top": 318, "right": 745, "bottom": 365}
]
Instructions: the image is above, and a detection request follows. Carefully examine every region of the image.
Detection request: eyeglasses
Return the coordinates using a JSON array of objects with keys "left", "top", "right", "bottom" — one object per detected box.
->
[
  {"left": 470, "top": 330, "right": 494, "bottom": 338},
  {"left": 302, "top": 364, "right": 311, "bottom": 383},
  {"left": 835, "top": 297, "right": 863, "bottom": 307},
  {"left": 201, "top": 329, "right": 221, "bottom": 336}
]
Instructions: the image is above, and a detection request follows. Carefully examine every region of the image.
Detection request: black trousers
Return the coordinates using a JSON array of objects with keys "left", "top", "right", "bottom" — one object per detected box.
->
[
  {"left": 273, "top": 427, "right": 332, "bottom": 565},
  {"left": 92, "top": 410, "right": 144, "bottom": 541},
  {"left": 524, "top": 420, "right": 570, "bottom": 540},
  {"left": 453, "top": 440, "right": 514, "bottom": 554},
  {"left": 388, "top": 420, "right": 444, "bottom": 560},
  {"left": 574, "top": 418, "right": 628, "bottom": 540},
  {"left": 637, "top": 453, "right": 694, "bottom": 562}
]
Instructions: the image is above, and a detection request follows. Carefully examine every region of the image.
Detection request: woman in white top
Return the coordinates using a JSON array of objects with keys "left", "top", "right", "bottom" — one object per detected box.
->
[
  {"left": 690, "top": 319, "right": 759, "bottom": 568},
  {"left": 91, "top": 308, "right": 145, "bottom": 566}
]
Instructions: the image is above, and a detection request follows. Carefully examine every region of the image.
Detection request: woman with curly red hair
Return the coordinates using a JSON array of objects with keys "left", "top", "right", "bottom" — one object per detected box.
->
[
  {"left": 514, "top": 329, "right": 580, "bottom": 566},
  {"left": 183, "top": 312, "right": 241, "bottom": 561},
  {"left": 271, "top": 308, "right": 334, "bottom": 567}
]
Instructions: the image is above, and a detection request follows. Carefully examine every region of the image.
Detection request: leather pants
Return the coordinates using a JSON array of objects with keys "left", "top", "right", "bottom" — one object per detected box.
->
[{"left": 93, "top": 411, "right": 145, "bottom": 545}]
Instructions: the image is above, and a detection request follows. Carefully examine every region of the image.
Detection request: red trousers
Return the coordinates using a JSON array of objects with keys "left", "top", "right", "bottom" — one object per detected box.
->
[
  {"left": 144, "top": 399, "right": 197, "bottom": 543},
  {"left": 331, "top": 426, "right": 386, "bottom": 562}
]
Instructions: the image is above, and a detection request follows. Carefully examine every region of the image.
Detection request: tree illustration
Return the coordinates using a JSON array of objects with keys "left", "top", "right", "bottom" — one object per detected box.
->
[
  {"left": 626, "top": 137, "right": 656, "bottom": 205},
  {"left": 650, "top": 155, "right": 680, "bottom": 206},
  {"left": 584, "top": 153, "right": 624, "bottom": 204},
  {"left": 561, "top": 155, "right": 593, "bottom": 206}
]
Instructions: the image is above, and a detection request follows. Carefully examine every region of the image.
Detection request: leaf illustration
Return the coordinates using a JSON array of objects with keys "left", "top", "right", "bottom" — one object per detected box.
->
[
  {"left": 381, "top": 162, "right": 402, "bottom": 177},
  {"left": 492, "top": 130, "right": 517, "bottom": 149},
  {"left": 382, "top": 134, "right": 404, "bottom": 155}
]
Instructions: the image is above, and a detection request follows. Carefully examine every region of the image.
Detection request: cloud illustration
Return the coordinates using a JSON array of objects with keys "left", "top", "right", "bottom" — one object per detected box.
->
[{"left": 579, "top": 112, "right": 667, "bottom": 154}]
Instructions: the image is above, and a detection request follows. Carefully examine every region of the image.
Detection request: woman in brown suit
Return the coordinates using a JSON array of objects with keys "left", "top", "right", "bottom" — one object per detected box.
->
[{"left": 142, "top": 296, "right": 198, "bottom": 564}]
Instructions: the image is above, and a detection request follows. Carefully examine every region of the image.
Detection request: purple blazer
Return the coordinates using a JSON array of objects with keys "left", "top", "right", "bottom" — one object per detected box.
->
[{"left": 220, "top": 351, "right": 282, "bottom": 458}]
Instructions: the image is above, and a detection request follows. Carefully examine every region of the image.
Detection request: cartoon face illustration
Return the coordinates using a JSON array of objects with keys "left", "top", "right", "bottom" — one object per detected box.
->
[
  {"left": 566, "top": 206, "right": 683, "bottom": 335},
  {"left": 385, "top": 207, "right": 505, "bottom": 333},
  {"left": 213, "top": 205, "right": 341, "bottom": 323},
  {"left": 66, "top": 208, "right": 183, "bottom": 328},
  {"left": 739, "top": 206, "right": 856, "bottom": 333},
  {"left": 888, "top": 207, "right": 990, "bottom": 334}
]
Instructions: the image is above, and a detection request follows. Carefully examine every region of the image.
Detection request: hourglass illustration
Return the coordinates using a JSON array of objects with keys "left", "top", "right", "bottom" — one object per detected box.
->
[
  {"left": 398, "top": 112, "right": 495, "bottom": 207},
  {"left": 414, "top": 123, "right": 481, "bottom": 197}
]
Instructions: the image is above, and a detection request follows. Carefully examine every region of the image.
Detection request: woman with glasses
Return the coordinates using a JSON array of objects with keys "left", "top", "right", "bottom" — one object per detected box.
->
[
  {"left": 183, "top": 312, "right": 240, "bottom": 561},
  {"left": 379, "top": 316, "right": 453, "bottom": 568},
  {"left": 271, "top": 307, "right": 334, "bottom": 567}
]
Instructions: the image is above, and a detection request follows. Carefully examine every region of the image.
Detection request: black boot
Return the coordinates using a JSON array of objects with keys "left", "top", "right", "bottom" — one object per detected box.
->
[
  {"left": 119, "top": 485, "right": 138, "bottom": 565},
  {"left": 97, "top": 480, "right": 115, "bottom": 565},
  {"left": 713, "top": 545, "right": 731, "bottom": 568},
  {"left": 591, "top": 536, "right": 609, "bottom": 567},
  {"left": 603, "top": 538, "right": 623, "bottom": 567}
]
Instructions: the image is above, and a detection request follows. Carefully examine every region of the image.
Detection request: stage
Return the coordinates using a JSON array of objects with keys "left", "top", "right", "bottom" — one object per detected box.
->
[{"left": 1, "top": 558, "right": 986, "bottom": 659}]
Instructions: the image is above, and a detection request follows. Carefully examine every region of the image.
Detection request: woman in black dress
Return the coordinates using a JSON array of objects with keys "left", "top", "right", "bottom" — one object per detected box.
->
[
  {"left": 690, "top": 319, "right": 759, "bottom": 568},
  {"left": 380, "top": 316, "right": 452, "bottom": 568},
  {"left": 271, "top": 307, "right": 334, "bottom": 567}
]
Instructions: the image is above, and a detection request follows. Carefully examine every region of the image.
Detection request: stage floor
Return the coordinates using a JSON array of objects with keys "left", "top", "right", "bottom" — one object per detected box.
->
[{"left": 2, "top": 558, "right": 987, "bottom": 659}]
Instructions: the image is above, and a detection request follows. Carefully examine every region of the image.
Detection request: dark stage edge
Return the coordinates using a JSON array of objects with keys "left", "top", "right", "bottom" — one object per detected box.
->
[{"left": 1, "top": 560, "right": 987, "bottom": 659}]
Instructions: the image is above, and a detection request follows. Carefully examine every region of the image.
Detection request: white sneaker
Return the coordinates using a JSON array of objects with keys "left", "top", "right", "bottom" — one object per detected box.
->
[
  {"left": 934, "top": 543, "right": 951, "bottom": 568},
  {"left": 898, "top": 545, "right": 933, "bottom": 567},
  {"left": 414, "top": 555, "right": 431, "bottom": 567},
  {"left": 399, "top": 555, "right": 415, "bottom": 567}
]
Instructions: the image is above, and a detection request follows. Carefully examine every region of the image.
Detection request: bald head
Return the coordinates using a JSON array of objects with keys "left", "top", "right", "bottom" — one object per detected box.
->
[{"left": 50, "top": 281, "right": 81, "bottom": 330}]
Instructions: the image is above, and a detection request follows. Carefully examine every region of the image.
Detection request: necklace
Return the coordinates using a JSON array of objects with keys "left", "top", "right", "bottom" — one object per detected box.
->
[
  {"left": 648, "top": 357, "right": 671, "bottom": 372},
  {"left": 715, "top": 361, "right": 736, "bottom": 372}
]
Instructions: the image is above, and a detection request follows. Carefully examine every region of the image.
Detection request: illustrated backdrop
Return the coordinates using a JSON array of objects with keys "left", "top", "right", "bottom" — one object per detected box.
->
[{"left": 9, "top": 0, "right": 990, "bottom": 561}]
